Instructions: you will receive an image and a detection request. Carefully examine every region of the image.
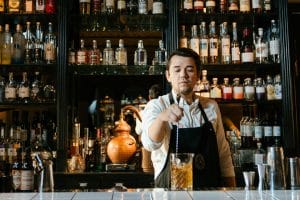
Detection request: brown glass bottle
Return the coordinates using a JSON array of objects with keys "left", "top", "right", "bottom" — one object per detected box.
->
[
  {"left": 20, "top": 148, "right": 34, "bottom": 192},
  {"left": 241, "top": 27, "right": 254, "bottom": 64},
  {"left": 11, "top": 148, "right": 22, "bottom": 192}
]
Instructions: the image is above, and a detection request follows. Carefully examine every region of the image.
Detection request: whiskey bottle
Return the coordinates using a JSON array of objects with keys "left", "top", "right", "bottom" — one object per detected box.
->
[
  {"left": 231, "top": 22, "right": 240, "bottom": 64},
  {"left": 11, "top": 148, "right": 22, "bottom": 192},
  {"left": 220, "top": 22, "right": 231, "bottom": 64},
  {"left": 205, "top": 0, "right": 216, "bottom": 13},
  {"left": 208, "top": 21, "right": 219, "bottom": 64},
  {"left": 80, "top": 0, "right": 91, "bottom": 15},
  {"left": 103, "top": 39, "right": 115, "bottom": 65},
  {"left": 76, "top": 39, "right": 88, "bottom": 65},
  {"left": 18, "top": 72, "right": 30, "bottom": 103},
  {"left": 241, "top": 27, "right": 254, "bottom": 64},
  {"left": 239, "top": 0, "right": 250, "bottom": 13},
  {"left": 44, "top": 22, "right": 57, "bottom": 64},
  {"left": 45, "top": 0, "right": 56, "bottom": 14},
  {"left": 179, "top": 25, "right": 188, "bottom": 48},
  {"left": 23, "top": 0, "right": 34, "bottom": 13},
  {"left": 193, "top": 0, "right": 204, "bottom": 13},
  {"left": 134, "top": 40, "right": 147, "bottom": 66},
  {"left": 36, "top": 0, "right": 45, "bottom": 13},
  {"left": 1, "top": 24, "right": 12, "bottom": 65},
  {"left": 255, "top": 28, "right": 268, "bottom": 64},
  {"left": 68, "top": 40, "right": 76, "bottom": 64},
  {"left": 24, "top": 22, "right": 34, "bottom": 64},
  {"left": 89, "top": 39, "right": 101, "bottom": 65},
  {"left": 4, "top": 72, "right": 17, "bottom": 103},
  {"left": 269, "top": 19, "right": 280, "bottom": 64},
  {"left": 20, "top": 148, "right": 34, "bottom": 192},
  {"left": 199, "top": 22, "right": 208, "bottom": 64},
  {"left": 115, "top": 39, "right": 128, "bottom": 66},
  {"left": 8, "top": 0, "right": 21, "bottom": 13},
  {"left": 12, "top": 24, "right": 25, "bottom": 64}
]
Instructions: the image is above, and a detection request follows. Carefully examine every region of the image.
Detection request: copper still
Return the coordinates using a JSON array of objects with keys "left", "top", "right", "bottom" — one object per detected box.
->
[{"left": 107, "top": 105, "right": 141, "bottom": 164}]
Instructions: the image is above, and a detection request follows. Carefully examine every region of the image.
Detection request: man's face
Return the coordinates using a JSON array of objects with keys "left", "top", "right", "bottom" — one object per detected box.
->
[{"left": 166, "top": 55, "right": 198, "bottom": 96}]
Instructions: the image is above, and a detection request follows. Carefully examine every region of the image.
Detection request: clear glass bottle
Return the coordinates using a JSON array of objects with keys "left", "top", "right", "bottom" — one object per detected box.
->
[
  {"left": 155, "top": 40, "right": 167, "bottom": 65},
  {"left": 44, "top": 22, "right": 57, "bottom": 64},
  {"left": 80, "top": 0, "right": 91, "bottom": 14},
  {"left": 193, "top": 0, "right": 204, "bottom": 13},
  {"left": 239, "top": 0, "right": 250, "bottom": 13},
  {"left": 205, "top": 0, "right": 216, "bottom": 13},
  {"left": 76, "top": 39, "right": 88, "bottom": 65},
  {"left": 23, "top": 0, "right": 34, "bottom": 13},
  {"left": 255, "top": 27, "right": 269, "bottom": 64},
  {"left": 18, "top": 72, "right": 30, "bottom": 103},
  {"left": 115, "top": 39, "right": 127, "bottom": 66},
  {"left": 241, "top": 27, "right": 254, "bottom": 64},
  {"left": 103, "top": 39, "right": 115, "bottom": 65},
  {"left": 179, "top": 25, "right": 188, "bottom": 48},
  {"left": 8, "top": 0, "right": 21, "bottom": 13},
  {"left": 23, "top": 21, "right": 34, "bottom": 64},
  {"left": 210, "top": 77, "right": 222, "bottom": 99},
  {"left": 231, "top": 22, "right": 240, "bottom": 64},
  {"left": 199, "top": 70, "right": 210, "bottom": 98},
  {"left": 4, "top": 72, "right": 17, "bottom": 102},
  {"left": 220, "top": 22, "right": 231, "bottom": 64},
  {"left": 232, "top": 78, "right": 244, "bottom": 100},
  {"left": 274, "top": 74, "right": 282, "bottom": 100},
  {"left": 34, "top": 22, "right": 44, "bottom": 64},
  {"left": 35, "top": 0, "right": 45, "bottom": 13},
  {"left": 12, "top": 24, "right": 25, "bottom": 64},
  {"left": 30, "top": 71, "right": 43, "bottom": 103},
  {"left": 222, "top": 77, "right": 232, "bottom": 100},
  {"left": 199, "top": 21, "right": 208, "bottom": 64},
  {"left": 189, "top": 25, "right": 200, "bottom": 55},
  {"left": 89, "top": 39, "right": 101, "bottom": 65},
  {"left": 254, "top": 142, "right": 266, "bottom": 166},
  {"left": 0, "top": 76, "right": 5, "bottom": 103},
  {"left": 134, "top": 40, "right": 147, "bottom": 66},
  {"left": 244, "top": 78, "right": 255, "bottom": 101},
  {"left": 228, "top": 0, "right": 239, "bottom": 13},
  {"left": 208, "top": 21, "right": 219, "bottom": 64},
  {"left": 255, "top": 77, "right": 266, "bottom": 101},
  {"left": 269, "top": 19, "right": 280, "bottom": 64},
  {"left": 266, "top": 74, "right": 275, "bottom": 100},
  {"left": 1, "top": 24, "right": 12, "bottom": 64}
]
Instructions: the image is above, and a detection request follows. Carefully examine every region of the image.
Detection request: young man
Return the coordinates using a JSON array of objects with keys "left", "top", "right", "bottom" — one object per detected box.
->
[{"left": 141, "top": 48, "right": 235, "bottom": 189}]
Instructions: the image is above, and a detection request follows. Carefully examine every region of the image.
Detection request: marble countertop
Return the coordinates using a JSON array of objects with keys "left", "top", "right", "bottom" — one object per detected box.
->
[{"left": 1, "top": 189, "right": 300, "bottom": 200}]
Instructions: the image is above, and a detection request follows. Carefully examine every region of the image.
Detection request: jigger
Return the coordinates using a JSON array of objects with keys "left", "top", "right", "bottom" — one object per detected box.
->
[
  {"left": 257, "top": 164, "right": 268, "bottom": 190},
  {"left": 243, "top": 171, "right": 255, "bottom": 190}
]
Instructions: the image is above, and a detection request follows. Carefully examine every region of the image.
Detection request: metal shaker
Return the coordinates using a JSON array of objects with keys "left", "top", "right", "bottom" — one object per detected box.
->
[{"left": 286, "top": 157, "right": 300, "bottom": 189}]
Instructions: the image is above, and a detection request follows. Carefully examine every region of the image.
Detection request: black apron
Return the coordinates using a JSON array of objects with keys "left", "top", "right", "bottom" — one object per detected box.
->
[{"left": 155, "top": 93, "right": 222, "bottom": 189}]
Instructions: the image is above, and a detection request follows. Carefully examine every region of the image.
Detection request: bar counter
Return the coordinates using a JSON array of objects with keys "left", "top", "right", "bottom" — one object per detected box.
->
[{"left": 1, "top": 189, "right": 300, "bottom": 200}]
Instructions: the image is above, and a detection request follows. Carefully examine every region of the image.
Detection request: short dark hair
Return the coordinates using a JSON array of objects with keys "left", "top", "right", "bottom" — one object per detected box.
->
[
  {"left": 166, "top": 48, "right": 201, "bottom": 73},
  {"left": 149, "top": 84, "right": 162, "bottom": 99}
]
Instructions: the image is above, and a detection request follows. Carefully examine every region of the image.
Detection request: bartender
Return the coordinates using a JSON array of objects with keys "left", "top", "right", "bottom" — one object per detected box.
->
[{"left": 141, "top": 48, "right": 236, "bottom": 189}]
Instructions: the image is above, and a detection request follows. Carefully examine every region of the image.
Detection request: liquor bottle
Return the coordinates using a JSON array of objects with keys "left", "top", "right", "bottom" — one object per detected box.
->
[
  {"left": 1, "top": 24, "right": 12, "bottom": 65},
  {"left": 36, "top": 0, "right": 45, "bottom": 13},
  {"left": 106, "top": 0, "right": 115, "bottom": 14},
  {"left": 23, "top": 0, "right": 34, "bottom": 13},
  {"left": 263, "top": 0, "right": 271, "bottom": 13},
  {"left": 76, "top": 39, "right": 88, "bottom": 65},
  {"left": 80, "top": 0, "right": 91, "bottom": 14},
  {"left": 242, "top": 106, "right": 255, "bottom": 149},
  {"left": 134, "top": 40, "right": 147, "bottom": 66},
  {"left": 8, "top": 0, "right": 21, "bottom": 13},
  {"left": 208, "top": 21, "right": 219, "bottom": 64},
  {"left": 274, "top": 74, "right": 282, "bottom": 100},
  {"left": 126, "top": 0, "right": 138, "bottom": 15},
  {"left": 23, "top": 22, "right": 34, "bottom": 64},
  {"left": 34, "top": 22, "right": 44, "bottom": 64},
  {"left": 222, "top": 77, "right": 232, "bottom": 100},
  {"left": 231, "top": 22, "right": 240, "bottom": 64},
  {"left": 254, "top": 142, "right": 266, "bottom": 166},
  {"left": 219, "top": 0, "right": 227, "bottom": 13},
  {"left": 205, "top": 0, "right": 216, "bottom": 13},
  {"left": 193, "top": 0, "right": 204, "bottom": 13},
  {"left": 102, "top": 39, "right": 115, "bottom": 65},
  {"left": 152, "top": 0, "right": 164, "bottom": 14},
  {"left": 44, "top": 22, "right": 57, "bottom": 64},
  {"left": 269, "top": 19, "right": 280, "bottom": 64},
  {"left": 89, "top": 39, "right": 101, "bottom": 65},
  {"left": 20, "top": 111, "right": 30, "bottom": 148},
  {"left": 210, "top": 77, "right": 222, "bottom": 99},
  {"left": 232, "top": 78, "right": 244, "bottom": 100},
  {"left": 0, "top": 25, "right": 2, "bottom": 64},
  {"left": 262, "top": 112, "right": 274, "bottom": 148},
  {"left": 255, "top": 77, "right": 266, "bottom": 101},
  {"left": 0, "top": 0, "right": 4, "bottom": 13},
  {"left": 199, "top": 70, "right": 210, "bottom": 98},
  {"left": 20, "top": 148, "right": 34, "bottom": 192},
  {"left": 228, "top": 0, "right": 239, "bottom": 13},
  {"left": 12, "top": 24, "right": 25, "bottom": 64},
  {"left": 155, "top": 40, "right": 167, "bottom": 65},
  {"left": 138, "top": 0, "right": 148, "bottom": 14},
  {"left": 0, "top": 120, "right": 5, "bottom": 164},
  {"left": 273, "top": 111, "right": 281, "bottom": 146},
  {"left": 255, "top": 28, "right": 268, "bottom": 64},
  {"left": 241, "top": 27, "right": 254, "bottom": 64},
  {"left": 199, "top": 21, "right": 208, "bottom": 64},
  {"left": 0, "top": 76, "right": 4, "bottom": 103},
  {"left": 115, "top": 39, "right": 127, "bottom": 66},
  {"left": 239, "top": 0, "right": 250, "bottom": 13},
  {"left": 68, "top": 40, "right": 76, "bottom": 64},
  {"left": 11, "top": 148, "right": 22, "bottom": 192},
  {"left": 244, "top": 78, "right": 255, "bottom": 101},
  {"left": 239, "top": 107, "right": 248, "bottom": 147},
  {"left": 182, "top": 0, "right": 193, "bottom": 13},
  {"left": 179, "top": 25, "right": 188, "bottom": 48},
  {"left": 220, "top": 22, "right": 231, "bottom": 64},
  {"left": 18, "top": 72, "right": 30, "bottom": 103},
  {"left": 45, "top": 0, "right": 56, "bottom": 14},
  {"left": 4, "top": 72, "right": 17, "bottom": 102},
  {"left": 252, "top": 0, "right": 262, "bottom": 13},
  {"left": 117, "top": 0, "right": 127, "bottom": 14},
  {"left": 30, "top": 72, "right": 43, "bottom": 103},
  {"left": 253, "top": 111, "right": 263, "bottom": 144},
  {"left": 266, "top": 74, "right": 275, "bottom": 100},
  {"left": 68, "top": 117, "right": 85, "bottom": 173}
]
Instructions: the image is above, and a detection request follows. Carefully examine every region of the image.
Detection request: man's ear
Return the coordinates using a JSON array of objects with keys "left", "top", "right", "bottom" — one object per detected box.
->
[{"left": 165, "top": 70, "right": 171, "bottom": 82}]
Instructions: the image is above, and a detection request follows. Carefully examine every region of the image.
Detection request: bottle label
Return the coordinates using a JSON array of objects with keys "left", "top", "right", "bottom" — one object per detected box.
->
[
  {"left": 89, "top": 51, "right": 100, "bottom": 65},
  {"left": 256, "top": 86, "right": 265, "bottom": 93},
  {"left": 194, "top": 1, "right": 204, "bottom": 10},
  {"left": 9, "top": 0, "right": 20, "bottom": 12},
  {"left": 210, "top": 87, "right": 222, "bottom": 98},
  {"left": 152, "top": 2, "right": 163, "bottom": 14},
  {"left": 233, "top": 86, "right": 243, "bottom": 99},
  {"left": 266, "top": 85, "right": 275, "bottom": 100},
  {"left": 0, "top": 147, "right": 5, "bottom": 156},
  {"left": 273, "top": 126, "right": 281, "bottom": 137},
  {"left": 264, "top": 126, "right": 273, "bottom": 136},
  {"left": 270, "top": 40, "right": 280, "bottom": 55},
  {"left": 12, "top": 169, "right": 22, "bottom": 190},
  {"left": 231, "top": 47, "right": 240, "bottom": 61},
  {"left": 221, "top": 38, "right": 230, "bottom": 56},
  {"left": 252, "top": 0, "right": 261, "bottom": 9},
  {"left": 68, "top": 51, "right": 76, "bottom": 64},
  {"left": 106, "top": 0, "right": 114, "bottom": 7},
  {"left": 205, "top": 0, "right": 216, "bottom": 7},
  {"left": 5, "top": 87, "right": 17, "bottom": 99},
  {"left": 254, "top": 125, "right": 263, "bottom": 138},
  {"left": 244, "top": 124, "right": 253, "bottom": 137},
  {"left": 228, "top": 0, "right": 239, "bottom": 11},
  {"left": 36, "top": 0, "right": 45, "bottom": 12},
  {"left": 18, "top": 87, "right": 30, "bottom": 98},
  {"left": 77, "top": 50, "right": 87, "bottom": 64},
  {"left": 25, "top": 0, "right": 33, "bottom": 12},
  {"left": 190, "top": 38, "right": 200, "bottom": 55},
  {"left": 138, "top": 0, "right": 147, "bottom": 14},
  {"left": 256, "top": 43, "right": 268, "bottom": 59},
  {"left": 117, "top": 0, "right": 126, "bottom": 10},
  {"left": 200, "top": 39, "right": 208, "bottom": 56},
  {"left": 80, "top": 0, "right": 91, "bottom": 2},
  {"left": 21, "top": 170, "right": 34, "bottom": 191},
  {"left": 44, "top": 43, "right": 56, "bottom": 61},
  {"left": 179, "top": 38, "right": 188, "bottom": 48},
  {"left": 254, "top": 153, "right": 264, "bottom": 165},
  {"left": 116, "top": 51, "right": 127, "bottom": 65},
  {"left": 241, "top": 52, "right": 254, "bottom": 63},
  {"left": 240, "top": 0, "right": 250, "bottom": 12},
  {"left": 184, "top": 0, "right": 193, "bottom": 9},
  {"left": 209, "top": 38, "right": 218, "bottom": 56},
  {"left": 223, "top": 87, "right": 232, "bottom": 94},
  {"left": 244, "top": 86, "right": 255, "bottom": 94},
  {"left": 274, "top": 84, "right": 282, "bottom": 99}
]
